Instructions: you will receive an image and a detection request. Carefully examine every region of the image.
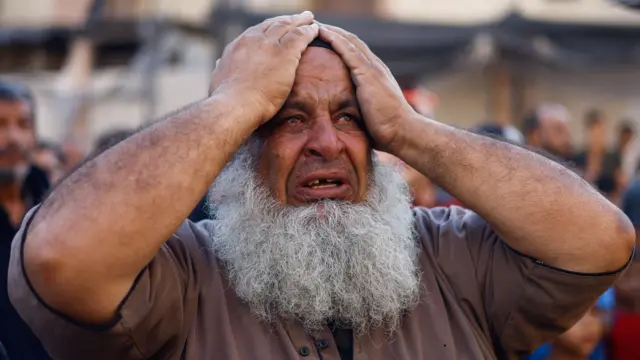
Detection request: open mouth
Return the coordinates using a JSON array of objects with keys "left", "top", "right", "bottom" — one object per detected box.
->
[
  {"left": 303, "top": 178, "right": 344, "bottom": 190},
  {"left": 292, "top": 172, "right": 353, "bottom": 204}
]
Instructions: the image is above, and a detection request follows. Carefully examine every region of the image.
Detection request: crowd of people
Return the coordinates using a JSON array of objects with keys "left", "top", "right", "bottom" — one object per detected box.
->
[{"left": 0, "top": 13, "right": 637, "bottom": 360}]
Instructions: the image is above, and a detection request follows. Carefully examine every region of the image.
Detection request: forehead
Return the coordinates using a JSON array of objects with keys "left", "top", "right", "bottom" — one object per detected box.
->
[
  {"left": 541, "top": 116, "right": 569, "bottom": 129},
  {"left": 290, "top": 47, "right": 353, "bottom": 100},
  {"left": 0, "top": 99, "right": 31, "bottom": 118}
]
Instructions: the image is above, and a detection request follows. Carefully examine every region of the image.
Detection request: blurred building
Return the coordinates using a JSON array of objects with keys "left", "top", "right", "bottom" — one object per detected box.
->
[{"left": 1, "top": 0, "right": 640, "bottom": 149}]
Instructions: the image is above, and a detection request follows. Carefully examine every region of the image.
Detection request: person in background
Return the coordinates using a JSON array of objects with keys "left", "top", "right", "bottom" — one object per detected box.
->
[
  {"left": 473, "top": 121, "right": 525, "bottom": 145},
  {"left": 527, "top": 291, "right": 614, "bottom": 360},
  {"left": 573, "top": 110, "right": 625, "bottom": 204},
  {"left": 402, "top": 86, "right": 463, "bottom": 207},
  {"left": 610, "top": 178, "right": 640, "bottom": 360},
  {"left": 31, "top": 142, "right": 66, "bottom": 185},
  {"left": 0, "top": 81, "right": 50, "bottom": 360},
  {"left": 376, "top": 152, "right": 437, "bottom": 208},
  {"left": 523, "top": 103, "right": 574, "bottom": 160},
  {"left": 617, "top": 120, "right": 639, "bottom": 184},
  {"left": 618, "top": 121, "right": 634, "bottom": 156}
]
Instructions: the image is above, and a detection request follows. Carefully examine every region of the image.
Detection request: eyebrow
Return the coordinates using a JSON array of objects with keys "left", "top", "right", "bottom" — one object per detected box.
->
[{"left": 279, "top": 95, "right": 359, "bottom": 114}]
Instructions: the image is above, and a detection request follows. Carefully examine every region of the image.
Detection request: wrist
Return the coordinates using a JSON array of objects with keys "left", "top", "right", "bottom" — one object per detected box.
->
[
  {"left": 208, "top": 90, "right": 264, "bottom": 133},
  {"left": 386, "top": 113, "right": 432, "bottom": 160}
]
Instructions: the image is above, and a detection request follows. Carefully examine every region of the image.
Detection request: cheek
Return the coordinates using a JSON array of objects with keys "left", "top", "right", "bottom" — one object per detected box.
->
[
  {"left": 258, "top": 137, "right": 305, "bottom": 198},
  {"left": 342, "top": 133, "right": 372, "bottom": 191}
]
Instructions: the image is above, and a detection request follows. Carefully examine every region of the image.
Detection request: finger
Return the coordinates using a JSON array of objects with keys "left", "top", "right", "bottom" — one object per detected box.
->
[
  {"left": 319, "top": 24, "right": 371, "bottom": 56},
  {"left": 320, "top": 24, "right": 392, "bottom": 72},
  {"left": 280, "top": 23, "right": 319, "bottom": 52},
  {"left": 318, "top": 27, "right": 372, "bottom": 77},
  {"left": 261, "top": 11, "right": 314, "bottom": 37}
]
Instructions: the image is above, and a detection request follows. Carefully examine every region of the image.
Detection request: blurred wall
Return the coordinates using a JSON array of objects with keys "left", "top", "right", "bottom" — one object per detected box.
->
[
  {"left": 1, "top": 0, "right": 92, "bottom": 26},
  {"left": 424, "top": 63, "right": 640, "bottom": 146},
  {"left": 3, "top": 0, "right": 640, "bottom": 149},
  {"left": 377, "top": 0, "right": 640, "bottom": 25}
]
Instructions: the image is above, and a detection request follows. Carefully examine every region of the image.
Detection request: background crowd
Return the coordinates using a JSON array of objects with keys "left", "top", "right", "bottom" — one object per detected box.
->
[{"left": 3, "top": 0, "right": 640, "bottom": 359}]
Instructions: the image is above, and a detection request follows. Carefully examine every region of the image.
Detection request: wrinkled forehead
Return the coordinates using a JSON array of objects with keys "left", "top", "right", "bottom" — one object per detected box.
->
[{"left": 291, "top": 46, "right": 355, "bottom": 99}]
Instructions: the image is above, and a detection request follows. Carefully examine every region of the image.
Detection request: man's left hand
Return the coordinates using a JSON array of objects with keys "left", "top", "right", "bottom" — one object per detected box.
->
[{"left": 318, "top": 25, "right": 416, "bottom": 153}]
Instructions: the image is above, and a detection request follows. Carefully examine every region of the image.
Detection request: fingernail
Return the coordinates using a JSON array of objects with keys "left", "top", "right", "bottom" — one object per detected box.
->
[{"left": 301, "top": 10, "right": 313, "bottom": 16}]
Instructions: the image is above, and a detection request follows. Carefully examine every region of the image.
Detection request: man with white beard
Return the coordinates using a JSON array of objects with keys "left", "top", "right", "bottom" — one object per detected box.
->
[{"left": 6, "top": 12, "right": 636, "bottom": 360}]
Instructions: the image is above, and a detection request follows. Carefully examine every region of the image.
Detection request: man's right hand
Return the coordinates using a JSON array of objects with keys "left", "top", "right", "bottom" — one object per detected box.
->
[{"left": 210, "top": 12, "right": 319, "bottom": 126}]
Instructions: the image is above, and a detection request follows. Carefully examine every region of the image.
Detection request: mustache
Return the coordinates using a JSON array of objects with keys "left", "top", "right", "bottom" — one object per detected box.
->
[{"left": 0, "top": 144, "right": 29, "bottom": 157}]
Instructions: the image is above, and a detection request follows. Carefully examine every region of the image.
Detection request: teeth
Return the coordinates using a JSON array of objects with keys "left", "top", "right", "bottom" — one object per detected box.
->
[
  {"left": 311, "top": 184, "right": 337, "bottom": 189},
  {"left": 306, "top": 179, "right": 342, "bottom": 188}
]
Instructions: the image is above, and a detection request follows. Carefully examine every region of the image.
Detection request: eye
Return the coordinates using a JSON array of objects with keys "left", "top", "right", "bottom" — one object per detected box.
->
[
  {"left": 337, "top": 113, "right": 354, "bottom": 123},
  {"left": 285, "top": 116, "right": 303, "bottom": 125}
]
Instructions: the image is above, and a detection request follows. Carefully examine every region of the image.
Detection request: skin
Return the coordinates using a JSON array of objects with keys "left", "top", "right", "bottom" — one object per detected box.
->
[
  {"left": 257, "top": 47, "right": 370, "bottom": 205},
  {"left": 0, "top": 99, "right": 36, "bottom": 226},
  {"left": 317, "top": 24, "right": 634, "bottom": 273},
  {"left": 24, "top": 12, "right": 321, "bottom": 324},
  {"left": 21, "top": 14, "right": 635, "bottom": 327},
  {"left": 529, "top": 116, "right": 573, "bottom": 159},
  {"left": 0, "top": 100, "right": 35, "bottom": 172}
]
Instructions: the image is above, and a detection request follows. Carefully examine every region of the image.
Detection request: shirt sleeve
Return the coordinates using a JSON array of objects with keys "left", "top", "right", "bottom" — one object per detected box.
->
[
  {"left": 414, "top": 206, "right": 629, "bottom": 357},
  {"left": 8, "top": 206, "right": 205, "bottom": 360}
]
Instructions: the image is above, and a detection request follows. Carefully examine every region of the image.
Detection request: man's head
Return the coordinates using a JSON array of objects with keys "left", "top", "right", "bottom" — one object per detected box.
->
[
  {"left": 209, "top": 42, "right": 420, "bottom": 333},
  {"left": 523, "top": 104, "right": 573, "bottom": 158},
  {"left": 0, "top": 81, "right": 37, "bottom": 182},
  {"left": 255, "top": 46, "right": 370, "bottom": 205},
  {"left": 585, "top": 109, "right": 607, "bottom": 151}
]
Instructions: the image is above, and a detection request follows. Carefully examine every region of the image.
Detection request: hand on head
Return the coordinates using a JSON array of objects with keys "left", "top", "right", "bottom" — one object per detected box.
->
[
  {"left": 209, "top": 12, "right": 319, "bottom": 126},
  {"left": 316, "top": 24, "right": 416, "bottom": 152},
  {"left": 210, "top": 13, "right": 415, "bottom": 154}
]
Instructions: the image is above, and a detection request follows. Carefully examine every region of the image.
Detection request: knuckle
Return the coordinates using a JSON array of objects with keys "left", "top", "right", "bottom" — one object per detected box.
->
[
  {"left": 289, "top": 27, "right": 306, "bottom": 38},
  {"left": 268, "top": 41, "right": 283, "bottom": 54}
]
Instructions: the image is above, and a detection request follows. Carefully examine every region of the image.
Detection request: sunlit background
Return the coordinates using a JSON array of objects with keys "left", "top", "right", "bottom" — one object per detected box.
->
[{"left": 1, "top": 0, "right": 640, "bottom": 153}]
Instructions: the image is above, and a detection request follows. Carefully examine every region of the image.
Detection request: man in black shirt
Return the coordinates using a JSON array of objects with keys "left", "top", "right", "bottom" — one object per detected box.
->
[{"left": 0, "top": 80, "right": 50, "bottom": 360}]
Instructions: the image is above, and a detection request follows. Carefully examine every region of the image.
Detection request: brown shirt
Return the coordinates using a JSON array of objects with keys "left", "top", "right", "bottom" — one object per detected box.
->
[{"left": 8, "top": 206, "right": 625, "bottom": 360}]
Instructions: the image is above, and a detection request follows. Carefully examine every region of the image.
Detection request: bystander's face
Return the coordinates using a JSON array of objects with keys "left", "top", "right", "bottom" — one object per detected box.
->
[
  {"left": 256, "top": 47, "right": 371, "bottom": 205},
  {"left": 539, "top": 116, "right": 573, "bottom": 158},
  {"left": 0, "top": 100, "right": 35, "bottom": 177}
]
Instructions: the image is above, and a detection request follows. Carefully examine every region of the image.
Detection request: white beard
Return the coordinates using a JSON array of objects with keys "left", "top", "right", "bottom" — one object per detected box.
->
[{"left": 209, "top": 147, "right": 421, "bottom": 334}]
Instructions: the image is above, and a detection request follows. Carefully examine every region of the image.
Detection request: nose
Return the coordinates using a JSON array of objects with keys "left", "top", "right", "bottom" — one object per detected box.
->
[{"left": 304, "top": 117, "right": 345, "bottom": 161}]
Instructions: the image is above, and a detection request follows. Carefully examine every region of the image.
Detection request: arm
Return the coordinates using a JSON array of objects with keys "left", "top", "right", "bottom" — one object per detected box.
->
[
  {"left": 22, "top": 13, "right": 319, "bottom": 325},
  {"left": 394, "top": 117, "right": 633, "bottom": 273},
  {"left": 319, "top": 25, "right": 634, "bottom": 274}
]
